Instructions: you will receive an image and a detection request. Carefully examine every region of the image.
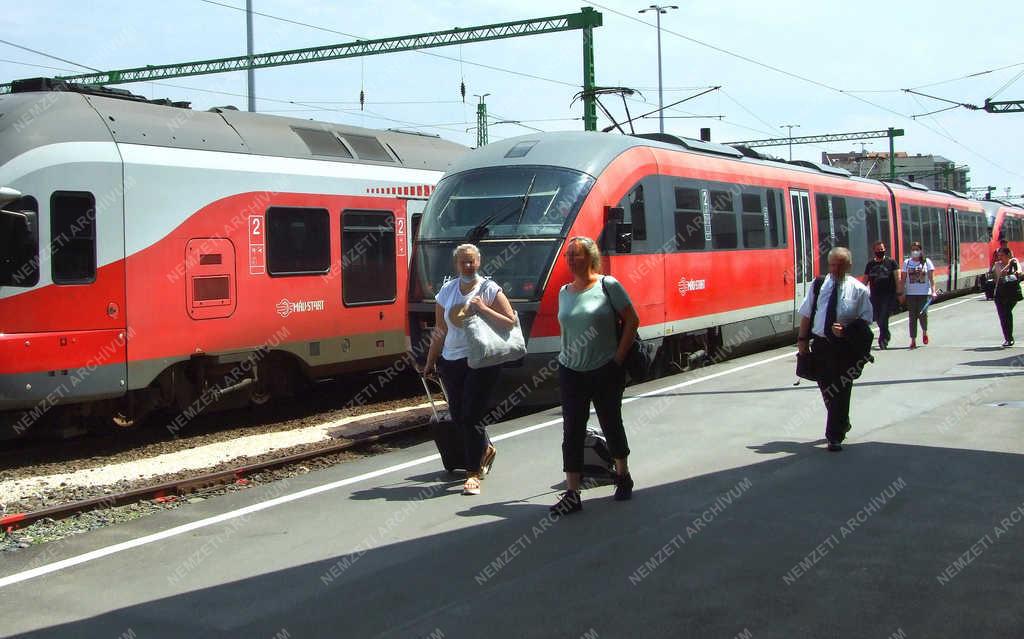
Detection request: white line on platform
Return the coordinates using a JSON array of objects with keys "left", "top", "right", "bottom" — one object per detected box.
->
[{"left": 0, "top": 295, "right": 982, "bottom": 589}]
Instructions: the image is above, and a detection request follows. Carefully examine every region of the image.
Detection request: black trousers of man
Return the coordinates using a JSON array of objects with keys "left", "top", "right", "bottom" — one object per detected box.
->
[
  {"left": 811, "top": 336, "right": 854, "bottom": 444},
  {"left": 871, "top": 294, "right": 895, "bottom": 346}
]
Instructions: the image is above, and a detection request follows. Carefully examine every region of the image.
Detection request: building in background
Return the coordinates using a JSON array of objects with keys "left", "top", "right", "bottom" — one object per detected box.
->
[{"left": 823, "top": 151, "right": 969, "bottom": 192}]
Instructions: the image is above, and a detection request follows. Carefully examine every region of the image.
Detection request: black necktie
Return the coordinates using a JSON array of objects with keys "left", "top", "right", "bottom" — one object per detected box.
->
[{"left": 824, "top": 278, "right": 840, "bottom": 339}]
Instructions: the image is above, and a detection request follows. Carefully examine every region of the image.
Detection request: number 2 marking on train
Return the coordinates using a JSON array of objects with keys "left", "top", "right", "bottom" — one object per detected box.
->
[
  {"left": 251, "top": 217, "right": 262, "bottom": 235},
  {"left": 396, "top": 218, "right": 406, "bottom": 234}
]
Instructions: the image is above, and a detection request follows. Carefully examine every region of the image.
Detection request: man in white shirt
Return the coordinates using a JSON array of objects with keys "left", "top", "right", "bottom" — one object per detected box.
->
[{"left": 796, "top": 247, "right": 874, "bottom": 451}]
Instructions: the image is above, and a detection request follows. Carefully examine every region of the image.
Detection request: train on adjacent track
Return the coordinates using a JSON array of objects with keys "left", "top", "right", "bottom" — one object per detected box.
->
[
  {"left": 0, "top": 80, "right": 466, "bottom": 435},
  {"left": 408, "top": 131, "right": 1024, "bottom": 402}
]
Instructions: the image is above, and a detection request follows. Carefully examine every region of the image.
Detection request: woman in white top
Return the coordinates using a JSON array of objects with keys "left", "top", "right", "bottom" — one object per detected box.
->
[
  {"left": 898, "top": 241, "right": 935, "bottom": 349},
  {"left": 423, "top": 244, "right": 516, "bottom": 495}
]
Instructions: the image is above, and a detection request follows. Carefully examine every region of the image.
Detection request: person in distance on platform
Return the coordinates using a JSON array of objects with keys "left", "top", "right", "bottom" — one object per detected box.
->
[
  {"left": 898, "top": 241, "right": 935, "bottom": 349},
  {"left": 863, "top": 240, "right": 899, "bottom": 350},
  {"left": 550, "top": 236, "right": 638, "bottom": 515},
  {"left": 423, "top": 243, "right": 516, "bottom": 496},
  {"left": 797, "top": 247, "right": 873, "bottom": 452},
  {"left": 992, "top": 247, "right": 1020, "bottom": 347}
]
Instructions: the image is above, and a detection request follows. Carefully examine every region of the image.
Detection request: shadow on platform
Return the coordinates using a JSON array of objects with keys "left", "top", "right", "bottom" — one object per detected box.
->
[{"left": 11, "top": 442, "right": 1024, "bottom": 639}]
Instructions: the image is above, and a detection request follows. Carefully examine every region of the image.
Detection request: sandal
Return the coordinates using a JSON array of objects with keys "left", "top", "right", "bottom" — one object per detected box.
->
[
  {"left": 480, "top": 445, "right": 497, "bottom": 478},
  {"left": 462, "top": 475, "right": 481, "bottom": 496}
]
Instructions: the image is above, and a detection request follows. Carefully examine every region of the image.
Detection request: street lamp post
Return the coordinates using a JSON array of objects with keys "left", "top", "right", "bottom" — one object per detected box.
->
[
  {"left": 780, "top": 124, "right": 800, "bottom": 160},
  {"left": 639, "top": 4, "right": 678, "bottom": 134}
]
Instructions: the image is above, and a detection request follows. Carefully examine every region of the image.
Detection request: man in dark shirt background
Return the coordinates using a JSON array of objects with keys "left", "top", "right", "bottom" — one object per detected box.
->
[{"left": 864, "top": 240, "right": 900, "bottom": 349}]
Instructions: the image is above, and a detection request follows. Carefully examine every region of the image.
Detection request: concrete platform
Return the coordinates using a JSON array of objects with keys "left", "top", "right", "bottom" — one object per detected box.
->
[{"left": 1, "top": 294, "right": 1022, "bottom": 638}]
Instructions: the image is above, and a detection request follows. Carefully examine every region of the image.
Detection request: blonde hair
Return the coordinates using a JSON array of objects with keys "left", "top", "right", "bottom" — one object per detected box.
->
[
  {"left": 452, "top": 243, "right": 481, "bottom": 261},
  {"left": 566, "top": 236, "right": 601, "bottom": 271}
]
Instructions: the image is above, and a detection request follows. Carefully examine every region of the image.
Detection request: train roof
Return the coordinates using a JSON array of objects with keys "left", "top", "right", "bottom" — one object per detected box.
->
[
  {"left": 0, "top": 88, "right": 467, "bottom": 171},
  {"left": 444, "top": 131, "right": 982, "bottom": 207}
]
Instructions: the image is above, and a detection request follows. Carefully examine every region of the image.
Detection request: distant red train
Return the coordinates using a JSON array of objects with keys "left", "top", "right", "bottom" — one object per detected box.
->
[
  {"left": 409, "top": 131, "right": 1020, "bottom": 401},
  {"left": 0, "top": 81, "right": 466, "bottom": 435}
]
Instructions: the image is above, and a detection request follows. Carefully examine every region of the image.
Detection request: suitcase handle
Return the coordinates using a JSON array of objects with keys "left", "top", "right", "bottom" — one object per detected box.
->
[{"left": 421, "top": 375, "right": 450, "bottom": 423}]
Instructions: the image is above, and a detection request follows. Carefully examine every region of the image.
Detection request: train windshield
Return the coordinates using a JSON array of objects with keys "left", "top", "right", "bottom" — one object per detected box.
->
[
  {"left": 418, "top": 166, "right": 593, "bottom": 241},
  {"left": 412, "top": 166, "right": 594, "bottom": 301}
]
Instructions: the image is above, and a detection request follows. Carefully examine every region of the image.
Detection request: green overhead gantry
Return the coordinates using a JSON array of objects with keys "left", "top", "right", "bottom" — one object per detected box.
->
[
  {"left": 727, "top": 128, "right": 906, "bottom": 179},
  {"left": 0, "top": 8, "right": 604, "bottom": 131}
]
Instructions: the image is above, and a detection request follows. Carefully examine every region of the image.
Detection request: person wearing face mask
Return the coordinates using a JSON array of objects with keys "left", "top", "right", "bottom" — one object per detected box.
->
[
  {"left": 898, "top": 241, "right": 935, "bottom": 349},
  {"left": 797, "top": 247, "right": 874, "bottom": 451},
  {"left": 863, "top": 241, "right": 900, "bottom": 349},
  {"left": 423, "top": 243, "right": 516, "bottom": 496}
]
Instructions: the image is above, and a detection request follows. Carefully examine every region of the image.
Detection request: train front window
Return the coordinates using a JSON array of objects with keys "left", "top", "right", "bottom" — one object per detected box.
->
[
  {"left": 0, "top": 196, "right": 39, "bottom": 287},
  {"left": 417, "top": 167, "right": 594, "bottom": 241}
]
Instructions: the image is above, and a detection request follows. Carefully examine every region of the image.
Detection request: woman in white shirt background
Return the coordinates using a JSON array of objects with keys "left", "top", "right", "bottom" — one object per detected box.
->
[
  {"left": 423, "top": 243, "right": 516, "bottom": 496},
  {"left": 898, "top": 241, "right": 936, "bottom": 350}
]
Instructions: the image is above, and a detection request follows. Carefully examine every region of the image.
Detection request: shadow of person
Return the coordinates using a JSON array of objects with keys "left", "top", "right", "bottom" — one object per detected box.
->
[
  {"left": 960, "top": 353, "right": 1024, "bottom": 367},
  {"left": 454, "top": 499, "right": 562, "bottom": 521},
  {"left": 349, "top": 474, "right": 463, "bottom": 502},
  {"left": 747, "top": 439, "right": 828, "bottom": 455}
]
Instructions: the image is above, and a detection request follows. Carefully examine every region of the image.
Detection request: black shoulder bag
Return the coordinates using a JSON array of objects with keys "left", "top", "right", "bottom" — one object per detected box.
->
[
  {"left": 600, "top": 277, "right": 655, "bottom": 382},
  {"left": 796, "top": 276, "right": 825, "bottom": 381}
]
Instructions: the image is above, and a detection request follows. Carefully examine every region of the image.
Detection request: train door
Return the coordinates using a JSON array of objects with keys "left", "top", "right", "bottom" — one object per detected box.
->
[
  {"left": 406, "top": 198, "right": 427, "bottom": 262},
  {"left": 790, "top": 189, "right": 813, "bottom": 324},
  {"left": 946, "top": 207, "right": 960, "bottom": 292}
]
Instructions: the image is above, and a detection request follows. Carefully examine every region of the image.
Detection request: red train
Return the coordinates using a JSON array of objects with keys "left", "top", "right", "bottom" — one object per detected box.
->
[
  {"left": 409, "top": 132, "right": 1020, "bottom": 402},
  {"left": 0, "top": 81, "right": 466, "bottom": 436}
]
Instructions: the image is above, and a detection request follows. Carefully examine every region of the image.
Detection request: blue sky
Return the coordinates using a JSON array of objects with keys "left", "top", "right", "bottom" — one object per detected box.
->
[{"left": 3, "top": 1, "right": 1023, "bottom": 198}]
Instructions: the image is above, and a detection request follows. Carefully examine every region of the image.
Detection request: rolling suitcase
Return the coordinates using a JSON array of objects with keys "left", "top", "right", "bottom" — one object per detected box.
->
[{"left": 422, "top": 375, "right": 467, "bottom": 473}]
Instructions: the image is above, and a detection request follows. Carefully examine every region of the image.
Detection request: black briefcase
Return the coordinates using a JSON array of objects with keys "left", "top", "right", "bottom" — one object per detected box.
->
[
  {"left": 422, "top": 375, "right": 467, "bottom": 473},
  {"left": 796, "top": 352, "right": 817, "bottom": 382}
]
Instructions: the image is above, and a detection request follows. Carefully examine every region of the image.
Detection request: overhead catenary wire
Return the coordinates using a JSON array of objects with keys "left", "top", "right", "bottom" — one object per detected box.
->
[
  {"left": 582, "top": 0, "right": 1022, "bottom": 180},
  {"left": 0, "top": 38, "right": 101, "bottom": 72}
]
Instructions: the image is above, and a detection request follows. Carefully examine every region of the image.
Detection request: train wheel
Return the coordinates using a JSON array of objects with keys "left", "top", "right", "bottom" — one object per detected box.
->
[{"left": 249, "top": 388, "right": 272, "bottom": 406}]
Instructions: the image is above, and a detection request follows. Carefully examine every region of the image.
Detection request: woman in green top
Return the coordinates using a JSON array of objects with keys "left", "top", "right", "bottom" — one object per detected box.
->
[{"left": 550, "top": 236, "right": 639, "bottom": 515}]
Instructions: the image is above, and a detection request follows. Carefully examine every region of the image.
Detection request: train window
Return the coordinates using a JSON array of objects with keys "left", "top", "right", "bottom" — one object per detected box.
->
[
  {"left": 673, "top": 187, "right": 705, "bottom": 251},
  {"left": 878, "top": 201, "right": 891, "bottom": 248},
  {"left": 291, "top": 127, "right": 354, "bottom": 159},
  {"left": 864, "top": 201, "right": 879, "bottom": 248},
  {"left": 933, "top": 208, "right": 948, "bottom": 267},
  {"left": 815, "top": 194, "right": 832, "bottom": 272},
  {"left": 341, "top": 134, "right": 394, "bottom": 163},
  {"left": 50, "top": 191, "right": 96, "bottom": 285},
  {"left": 0, "top": 195, "right": 39, "bottom": 287},
  {"left": 266, "top": 207, "right": 330, "bottom": 276},
  {"left": 710, "top": 190, "right": 738, "bottom": 249},
  {"left": 342, "top": 210, "right": 396, "bottom": 305},
  {"left": 620, "top": 185, "right": 647, "bottom": 241},
  {"left": 766, "top": 189, "right": 786, "bottom": 248},
  {"left": 741, "top": 193, "right": 765, "bottom": 248},
  {"left": 831, "top": 197, "right": 849, "bottom": 249}
]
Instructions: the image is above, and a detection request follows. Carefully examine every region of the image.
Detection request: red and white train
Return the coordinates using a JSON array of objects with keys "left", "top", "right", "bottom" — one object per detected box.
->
[
  {"left": 0, "top": 81, "right": 466, "bottom": 435},
  {"left": 409, "top": 131, "right": 1024, "bottom": 400}
]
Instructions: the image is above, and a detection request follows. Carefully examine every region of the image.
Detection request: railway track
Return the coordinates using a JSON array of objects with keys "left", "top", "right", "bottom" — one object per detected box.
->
[{"left": 1, "top": 406, "right": 438, "bottom": 534}]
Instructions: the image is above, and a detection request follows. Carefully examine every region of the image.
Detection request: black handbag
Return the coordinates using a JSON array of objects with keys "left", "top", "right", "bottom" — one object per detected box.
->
[{"left": 600, "top": 277, "right": 656, "bottom": 382}]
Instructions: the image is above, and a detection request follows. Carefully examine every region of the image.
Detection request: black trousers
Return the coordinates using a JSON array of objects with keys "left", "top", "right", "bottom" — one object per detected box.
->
[
  {"left": 438, "top": 357, "right": 501, "bottom": 473},
  {"left": 559, "top": 361, "right": 630, "bottom": 473},
  {"left": 811, "top": 337, "right": 854, "bottom": 444},
  {"left": 871, "top": 294, "right": 894, "bottom": 344},
  {"left": 995, "top": 294, "right": 1017, "bottom": 342}
]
